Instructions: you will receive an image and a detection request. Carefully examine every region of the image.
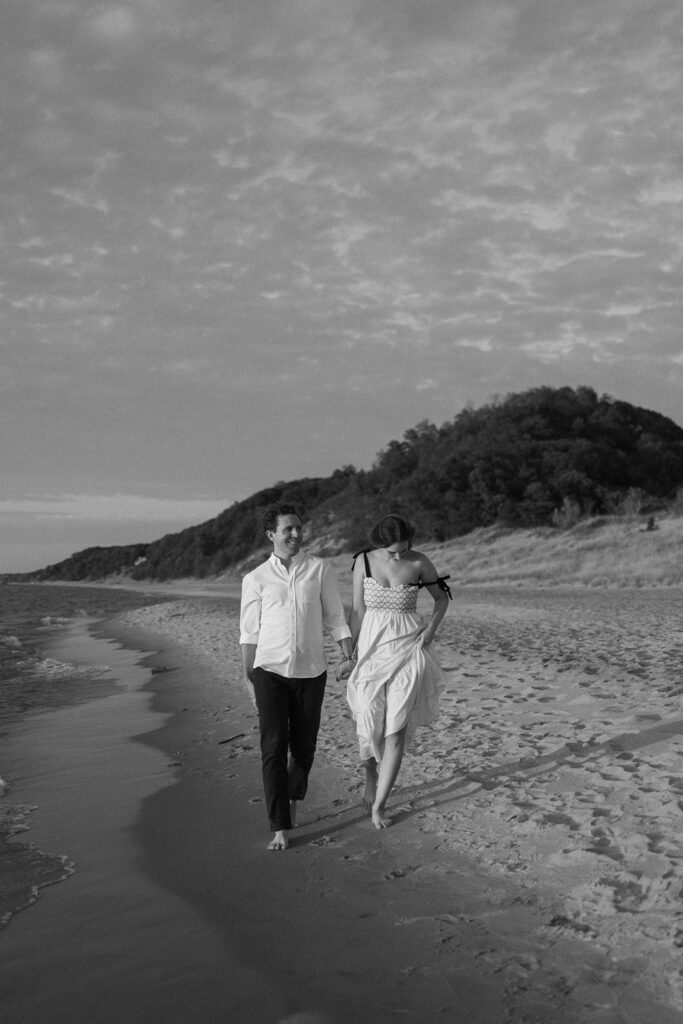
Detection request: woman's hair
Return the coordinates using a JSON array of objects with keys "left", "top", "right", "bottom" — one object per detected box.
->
[
  {"left": 369, "top": 513, "right": 415, "bottom": 549},
  {"left": 262, "top": 503, "right": 301, "bottom": 534}
]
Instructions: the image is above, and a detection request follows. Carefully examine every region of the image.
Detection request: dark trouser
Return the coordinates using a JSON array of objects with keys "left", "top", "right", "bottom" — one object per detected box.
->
[{"left": 252, "top": 667, "right": 327, "bottom": 831}]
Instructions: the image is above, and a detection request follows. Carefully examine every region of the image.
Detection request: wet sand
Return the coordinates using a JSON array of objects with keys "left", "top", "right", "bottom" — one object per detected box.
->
[
  {"left": 3, "top": 585, "right": 683, "bottom": 1023},
  {"left": 1, "top": 618, "right": 289, "bottom": 1024}
]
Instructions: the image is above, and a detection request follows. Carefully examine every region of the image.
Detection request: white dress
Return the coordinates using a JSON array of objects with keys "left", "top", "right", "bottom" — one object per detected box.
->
[{"left": 346, "top": 574, "right": 444, "bottom": 763}]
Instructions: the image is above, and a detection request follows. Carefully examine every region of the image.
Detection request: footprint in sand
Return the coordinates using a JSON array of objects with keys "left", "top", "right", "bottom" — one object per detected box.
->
[
  {"left": 383, "top": 865, "right": 420, "bottom": 880},
  {"left": 309, "top": 834, "right": 340, "bottom": 847}
]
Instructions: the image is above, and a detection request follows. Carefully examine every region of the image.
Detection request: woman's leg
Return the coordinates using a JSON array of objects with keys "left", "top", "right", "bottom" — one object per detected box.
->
[
  {"left": 361, "top": 758, "right": 378, "bottom": 812},
  {"left": 372, "top": 726, "right": 407, "bottom": 829}
]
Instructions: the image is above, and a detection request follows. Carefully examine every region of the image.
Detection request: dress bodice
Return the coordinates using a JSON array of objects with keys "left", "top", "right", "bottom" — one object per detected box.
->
[{"left": 363, "top": 575, "right": 419, "bottom": 613}]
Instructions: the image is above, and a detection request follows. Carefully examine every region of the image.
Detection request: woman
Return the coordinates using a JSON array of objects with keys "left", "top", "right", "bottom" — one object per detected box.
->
[{"left": 342, "top": 514, "right": 451, "bottom": 829}]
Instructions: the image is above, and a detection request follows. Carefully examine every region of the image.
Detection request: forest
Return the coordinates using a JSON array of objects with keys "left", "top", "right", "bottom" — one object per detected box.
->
[{"left": 16, "top": 386, "right": 683, "bottom": 583}]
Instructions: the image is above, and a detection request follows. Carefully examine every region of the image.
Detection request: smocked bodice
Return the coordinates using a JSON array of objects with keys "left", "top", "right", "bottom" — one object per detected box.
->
[{"left": 363, "top": 574, "right": 419, "bottom": 613}]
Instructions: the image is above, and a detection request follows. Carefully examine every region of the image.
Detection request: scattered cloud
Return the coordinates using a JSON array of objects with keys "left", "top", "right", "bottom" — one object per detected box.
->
[
  {"left": 0, "top": 494, "right": 228, "bottom": 523},
  {"left": 2, "top": 0, "right": 683, "bottom": 570}
]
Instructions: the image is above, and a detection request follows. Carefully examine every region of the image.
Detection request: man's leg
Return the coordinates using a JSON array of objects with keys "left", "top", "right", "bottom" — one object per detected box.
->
[
  {"left": 288, "top": 672, "right": 326, "bottom": 804},
  {"left": 252, "top": 668, "right": 293, "bottom": 838}
]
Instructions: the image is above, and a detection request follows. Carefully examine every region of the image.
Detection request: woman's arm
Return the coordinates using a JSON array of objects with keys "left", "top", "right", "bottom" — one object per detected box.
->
[
  {"left": 418, "top": 555, "right": 450, "bottom": 645},
  {"left": 349, "top": 554, "right": 367, "bottom": 647}
]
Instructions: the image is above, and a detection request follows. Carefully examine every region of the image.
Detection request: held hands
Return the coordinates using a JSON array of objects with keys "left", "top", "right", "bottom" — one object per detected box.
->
[{"left": 335, "top": 657, "right": 356, "bottom": 681}]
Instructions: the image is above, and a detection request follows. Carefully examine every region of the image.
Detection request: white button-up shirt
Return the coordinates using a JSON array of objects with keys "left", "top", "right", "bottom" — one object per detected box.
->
[{"left": 240, "top": 552, "right": 351, "bottom": 678}]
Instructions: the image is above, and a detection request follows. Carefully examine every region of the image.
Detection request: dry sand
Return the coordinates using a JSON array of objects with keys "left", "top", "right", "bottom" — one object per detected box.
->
[{"left": 109, "top": 583, "right": 683, "bottom": 1023}]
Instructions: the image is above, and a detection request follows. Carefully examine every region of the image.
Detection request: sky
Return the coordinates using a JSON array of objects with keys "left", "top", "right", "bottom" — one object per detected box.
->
[{"left": 2, "top": 0, "right": 683, "bottom": 573}]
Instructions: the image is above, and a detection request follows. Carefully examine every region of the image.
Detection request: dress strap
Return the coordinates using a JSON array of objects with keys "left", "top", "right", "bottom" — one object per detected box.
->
[
  {"left": 418, "top": 574, "right": 452, "bottom": 599},
  {"left": 352, "top": 549, "right": 373, "bottom": 578}
]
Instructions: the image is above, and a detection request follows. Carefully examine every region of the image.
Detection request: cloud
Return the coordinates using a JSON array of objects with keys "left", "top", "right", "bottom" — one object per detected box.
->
[
  {"left": 0, "top": 494, "right": 227, "bottom": 524},
  {"left": 0, "top": 492, "right": 230, "bottom": 572},
  {"left": 2, "top": 0, "right": 683, "bottom": 573},
  {"left": 82, "top": 5, "right": 140, "bottom": 46}
]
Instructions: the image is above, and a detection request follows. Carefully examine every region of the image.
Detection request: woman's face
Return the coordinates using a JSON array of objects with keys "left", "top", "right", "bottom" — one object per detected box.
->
[{"left": 385, "top": 541, "right": 410, "bottom": 561}]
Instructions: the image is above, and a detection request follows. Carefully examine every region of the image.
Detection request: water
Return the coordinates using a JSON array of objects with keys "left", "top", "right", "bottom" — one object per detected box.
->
[
  {"left": 0, "top": 583, "right": 176, "bottom": 928},
  {"left": 0, "top": 582, "right": 286, "bottom": 1024},
  {"left": 0, "top": 583, "right": 176, "bottom": 729}
]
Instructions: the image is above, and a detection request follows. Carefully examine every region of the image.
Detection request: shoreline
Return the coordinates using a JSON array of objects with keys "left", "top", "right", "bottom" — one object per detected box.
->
[
  {"left": 1, "top": 612, "right": 289, "bottom": 1024},
  {"left": 2, "top": 584, "right": 682, "bottom": 1021}
]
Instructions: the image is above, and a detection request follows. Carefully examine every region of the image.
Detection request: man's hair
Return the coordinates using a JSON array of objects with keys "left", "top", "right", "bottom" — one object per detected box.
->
[
  {"left": 369, "top": 513, "right": 415, "bottom": 548},
  {"left": 262, "top": 503, "right": 302, "bottom": 534}
]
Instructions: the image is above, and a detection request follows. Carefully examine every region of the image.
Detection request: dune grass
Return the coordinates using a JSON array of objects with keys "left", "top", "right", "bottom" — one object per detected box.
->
[
  {"left": 231, "top": 512, "right": 682, "bottom": 593},
  {"left": 411, "top": 513, "right": 683, "bottom": 588}
]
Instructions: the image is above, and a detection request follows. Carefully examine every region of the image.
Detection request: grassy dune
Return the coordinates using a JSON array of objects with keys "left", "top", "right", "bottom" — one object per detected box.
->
[
  {"left": 70, "top": 512, "right": 681, "bottom": 593},
  {"left": 325, "top": 513, "right": 682, "bottom": 590},
  {"left": 413, "top": 513, "right": 683, "bottom": 588}
]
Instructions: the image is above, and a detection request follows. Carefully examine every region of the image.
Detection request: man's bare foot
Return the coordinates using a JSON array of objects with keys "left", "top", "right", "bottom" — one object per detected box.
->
[
  {"left": 290, "top": 800, "right": 298, "bottom": 828},
  {"left": 267, "top": 830, "right": 289, "bottom": 850},
  {"left": 372, "top": 805, "right": 391, "bottom": 829},
  {"left": 361, "top": 761, "right": 378, "bottom": 813}
]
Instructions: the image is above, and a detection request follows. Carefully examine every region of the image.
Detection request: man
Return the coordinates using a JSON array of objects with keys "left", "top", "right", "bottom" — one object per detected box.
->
[{"left": 240, "top": 504, "right": 354, "bottom": 850}]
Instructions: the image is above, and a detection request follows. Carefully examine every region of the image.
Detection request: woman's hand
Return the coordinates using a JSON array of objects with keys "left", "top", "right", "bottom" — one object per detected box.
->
[
  {"left": 335, "top": 657, "right": 356, "bottom": 681},
  {"left": 420, "top": 628, "right": 435, "bottom": 646}
]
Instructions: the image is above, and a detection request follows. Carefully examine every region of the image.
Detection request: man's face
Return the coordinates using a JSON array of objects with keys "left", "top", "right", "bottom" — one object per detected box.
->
[{"left": 267, "top": 514, "right": 303, "bottom": 560}]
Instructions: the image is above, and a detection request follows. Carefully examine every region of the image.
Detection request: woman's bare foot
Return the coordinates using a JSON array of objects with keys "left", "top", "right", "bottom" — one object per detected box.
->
[
  {"left": 267, "top": 830, "right": 289, "bottom": 850},
  {"left": 372, "top": 804, "right": 392, "bottom": 829},
  {"left": 361, "top": 760, "right": 378, "bottom": 812}
]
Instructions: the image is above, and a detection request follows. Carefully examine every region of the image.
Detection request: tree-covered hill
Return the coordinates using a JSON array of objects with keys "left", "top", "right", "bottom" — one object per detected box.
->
[{"left": 17, "top": 386, "right": 683, "bottom": 583}]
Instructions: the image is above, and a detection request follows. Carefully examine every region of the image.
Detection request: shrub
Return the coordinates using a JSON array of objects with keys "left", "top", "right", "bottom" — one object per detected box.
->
[{"left": 552, "top": 497, "right": 583, "bottom": 529}]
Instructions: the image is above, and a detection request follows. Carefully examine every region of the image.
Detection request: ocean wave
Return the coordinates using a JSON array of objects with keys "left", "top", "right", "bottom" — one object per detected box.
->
[{"left": 32, "top": 657, "right": 110, "bottom": 682}]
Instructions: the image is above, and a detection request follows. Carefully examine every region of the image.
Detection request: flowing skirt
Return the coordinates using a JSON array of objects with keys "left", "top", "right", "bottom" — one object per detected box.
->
[{"left": 346, "top": 608, "right": 443, "bottom": 762}]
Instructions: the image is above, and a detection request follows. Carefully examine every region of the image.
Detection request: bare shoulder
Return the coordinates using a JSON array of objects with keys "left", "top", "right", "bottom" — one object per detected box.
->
[
  {"left": 410, "top": 549, "right": 438, "bottom": 576},
  {"left": 353, "top": 551, "right": 369, "bottom": 576}
]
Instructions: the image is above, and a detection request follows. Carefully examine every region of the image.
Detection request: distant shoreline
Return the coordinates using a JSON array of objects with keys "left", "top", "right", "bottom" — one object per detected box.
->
[{"left": 5, "top": 512, "right": 682, "bottom": 592}]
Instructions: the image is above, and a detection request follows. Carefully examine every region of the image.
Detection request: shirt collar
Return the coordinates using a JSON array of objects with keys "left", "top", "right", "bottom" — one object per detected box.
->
[{"left": 269, "top": 550, "right": 303, "bottom": 570}]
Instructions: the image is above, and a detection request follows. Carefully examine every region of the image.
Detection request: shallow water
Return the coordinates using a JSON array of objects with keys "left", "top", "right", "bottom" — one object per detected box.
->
[
  {"left": 0, "top": 583, "right": 178, "bottom": 928},
  {"left": 0, "top": 618, "right": 284, "bottom": 1024},
  {"left": 0, "top": 583, "right": 177, "bottom": 728}
]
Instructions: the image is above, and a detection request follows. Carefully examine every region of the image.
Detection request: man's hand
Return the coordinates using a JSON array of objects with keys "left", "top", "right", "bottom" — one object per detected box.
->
[
  {"left": 241, "top": 644, "right": 257, "bottom": 707},
  {"left": 244, "top": 677, "right": 257, "bottom": 708},
  {"left": 335, "top": 657, "right": 356, "bottom": 681}
]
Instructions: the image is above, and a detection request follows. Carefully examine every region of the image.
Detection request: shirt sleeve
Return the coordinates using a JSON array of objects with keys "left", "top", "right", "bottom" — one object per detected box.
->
[
  {"left": 239, "top": 573, "right": 262, "bottom": 645},
  {"left": 320, "top": 564, "right": 352, "bottom": 641}
]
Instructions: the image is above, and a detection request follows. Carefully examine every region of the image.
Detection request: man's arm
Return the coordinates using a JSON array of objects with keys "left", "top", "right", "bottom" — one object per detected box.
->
[
  {"left": 241, "top": 643, "right": 257, "bottom": 707},
  {"left": 337, "top": 635, "right": 354, "bottom": 658},
  {"left": 334, "top": 636, "right": 356, "bottom": 680},
  {"left": 319, "top": 562, "right": 354, "bottom": 676},
  {"left": 239, "top": 573, "right": 261, "bottom": 708}
]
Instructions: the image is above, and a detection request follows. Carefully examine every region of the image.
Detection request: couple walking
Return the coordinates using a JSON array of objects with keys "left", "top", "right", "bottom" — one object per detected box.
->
[{"left": 240, "top": 504, "right": 450, "bottom": 850}]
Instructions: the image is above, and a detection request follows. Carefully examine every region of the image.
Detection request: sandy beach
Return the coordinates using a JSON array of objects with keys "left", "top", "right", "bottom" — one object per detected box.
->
[
  {"left": 3, "top": 581, "right": 683, "bottom": 1023},
  {"left": 114, "top": 585, "right": 682, "bottom": 1021}
]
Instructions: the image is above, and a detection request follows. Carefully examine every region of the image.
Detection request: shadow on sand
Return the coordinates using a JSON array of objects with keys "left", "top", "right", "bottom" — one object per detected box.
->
[{"left": 298, "top": 715, "right": 683, "bottom": 846}]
